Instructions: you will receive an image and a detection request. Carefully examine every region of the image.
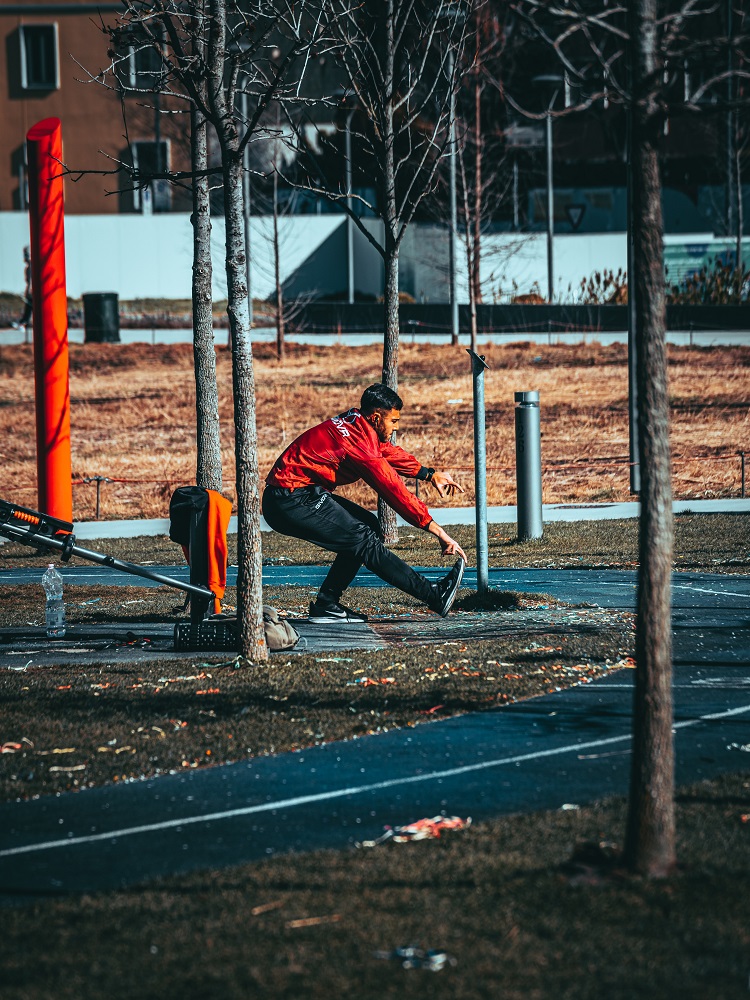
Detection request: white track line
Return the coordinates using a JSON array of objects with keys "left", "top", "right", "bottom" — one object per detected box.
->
[
  {"left": 672, "top": 583, "right": 750, "bottom": 599},
  {"left": 2, "top": 702, "right": 749, "bottom": 860}
]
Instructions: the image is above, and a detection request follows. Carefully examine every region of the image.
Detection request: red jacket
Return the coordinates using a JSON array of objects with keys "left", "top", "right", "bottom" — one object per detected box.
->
[{"left": 266, "top": 408, "right": 433, "bottom": 529}]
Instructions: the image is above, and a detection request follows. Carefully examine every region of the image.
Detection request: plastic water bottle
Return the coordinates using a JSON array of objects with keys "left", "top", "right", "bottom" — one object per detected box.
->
[{"left": 42, "top": 564, "right": 66, "bottom": 639}]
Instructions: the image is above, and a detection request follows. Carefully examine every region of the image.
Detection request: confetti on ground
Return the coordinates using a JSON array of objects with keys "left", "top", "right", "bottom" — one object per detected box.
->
[
  {"left": 286, "top": 914, "right": 341, "bottom": 929},
  {"left": 374, "top": 946, "right": 458, "bottom": 972},
  {"left": 358, "top": 815, "right": 471, "bottom": 848},
  {"left": 251, "top": 900, "right": 285, "bottom": 916}
]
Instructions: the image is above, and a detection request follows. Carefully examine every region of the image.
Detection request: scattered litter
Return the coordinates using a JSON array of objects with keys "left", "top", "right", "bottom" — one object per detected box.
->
[
  {"left": 196, "top": 656, "right": 244, "bottom": 670},
  {"left": 49, "top": 764, "right": 86, "bottom": 772},
  {"left": 36, "top": 747, "right": 76, "bottom": 755},
  {"left": 78, "top": 598, "right": 101, "bottom": 606},
  {"left": 286, "top": 914, "right": 341, "bottom": 929},
  {"left": 727, "top": 743, "right": 750, "bottom": 752},
  {"left": 358, "top": 815, "right": 471, "bottom": 848},
  {"left": 374, "top": 946, "right": 457, "bottom": 972},
  {"left": 561, "top": 803, "right": 581, "bottom": 811},
  {"left": 251, "top": 900, "right": 285, "bottom": 916},
  {"left": 740, "top": 814, "right": 749, "bottom": 824},
  {"left": 196, "top": 688, "right": 220, "bottom": 695},
  {"left": 347, "top": 676, "right": 395, "bottom": 687},
  {"left": 1, "top": 742, "right": 23, "bottom": 754},
  {"left": 122, "top": 600, "right": 147, "bottom": 606},
  {"left": 316, "top": 657, "right": 353, "bottom": 663}
]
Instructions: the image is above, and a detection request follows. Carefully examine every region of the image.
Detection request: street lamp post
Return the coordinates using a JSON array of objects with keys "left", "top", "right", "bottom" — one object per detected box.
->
[
  {"left": 345, "top": 106, "right": 355, "bottom": 305},
  {"left": 545, "top": 109, "right": 554, "bottom": 303},
  {"left": 532, "top": 75, "right": 562, "bottom": 305}
]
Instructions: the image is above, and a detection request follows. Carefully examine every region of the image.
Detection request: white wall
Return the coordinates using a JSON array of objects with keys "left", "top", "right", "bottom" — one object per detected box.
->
[
  {"left": 0, "top": 212, "right": 349, "bottom": 300},
  {"left": 0, "top": 211, "right": 725, "bottom": 304}
]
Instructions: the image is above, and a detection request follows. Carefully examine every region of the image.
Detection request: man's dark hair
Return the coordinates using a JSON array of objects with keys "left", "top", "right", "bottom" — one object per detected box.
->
[{"left": 360, "top": 383, "right": 403, "bottom": 415}]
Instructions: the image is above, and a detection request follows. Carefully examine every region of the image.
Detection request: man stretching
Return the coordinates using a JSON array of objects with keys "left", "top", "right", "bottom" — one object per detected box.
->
[{"left": 263, "top": 383, "right": 467, "bottom": 622}]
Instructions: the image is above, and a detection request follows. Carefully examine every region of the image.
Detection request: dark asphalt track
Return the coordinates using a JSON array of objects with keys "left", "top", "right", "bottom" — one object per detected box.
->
[
  {"left": 1, "top": 567, "right": 748, "bottom": 903},
  {"left": 1, "top": 662, "right": 749, "bottom": 903},
  {"left": 4, "top": 562, "right": 750, "bottom": 610}
]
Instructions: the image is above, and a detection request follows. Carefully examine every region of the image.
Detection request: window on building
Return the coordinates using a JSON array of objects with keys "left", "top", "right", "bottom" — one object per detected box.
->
[
  {"left": 19, "top": 24, "right": 59, "bottom": 90},
  {"left": 131, "top": 140, "right": 171, "bottom": 212},
  {"left": 112, "top": 27, "right": 163, "bottom": 91}
]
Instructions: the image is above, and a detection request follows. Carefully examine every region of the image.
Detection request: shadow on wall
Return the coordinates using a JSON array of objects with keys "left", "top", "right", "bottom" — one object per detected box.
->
[{"left": 280, "top": 219, "right": 384, "bottom": 304}]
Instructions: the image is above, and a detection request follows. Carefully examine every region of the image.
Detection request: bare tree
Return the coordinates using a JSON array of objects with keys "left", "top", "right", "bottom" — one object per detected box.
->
[
  {"left": 189, "top": 12, "right": 222, "bottom": 492},
  {"left": 284, "top": 0, "right": 475, "bottom": 540},
  {"left": 622, "top": 0, "right": 676, "bottom": 878},
  {"left": 505, "top": 0, "right": 749, "bottom": 876},
  {"left": 86, "top": 0, "right": 331, "bottom": 658}
]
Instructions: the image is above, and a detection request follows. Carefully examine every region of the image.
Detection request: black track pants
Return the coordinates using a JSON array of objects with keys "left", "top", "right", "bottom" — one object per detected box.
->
[{"left": 262, "top": 485, "right": 435, "bottom": 606}]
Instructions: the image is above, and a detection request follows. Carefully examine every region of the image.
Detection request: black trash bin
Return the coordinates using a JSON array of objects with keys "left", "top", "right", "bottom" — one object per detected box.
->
[{"left": 83, "top": 292, "right": 120, "bottom": 343}]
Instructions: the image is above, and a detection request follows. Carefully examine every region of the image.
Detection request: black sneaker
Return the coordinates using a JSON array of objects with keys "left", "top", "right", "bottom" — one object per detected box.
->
[
  {"left": 430, "top": 558, "right": 466, "bottom": 617},
  {"left": 308, "top": 600, "right": 369, "bottom": 624}
]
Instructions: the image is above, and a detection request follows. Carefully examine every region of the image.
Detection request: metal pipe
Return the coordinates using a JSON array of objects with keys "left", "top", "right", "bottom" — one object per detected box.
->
[
  {"left": 741, "top": 451, "right": 746, "bottom": 498},
  {"left": 514, "top": 390, "right": 543, "bottom": 541},
  {"left": 545, "top": 112, "right": 554, "bottom": 303},
  {"left": 449, "top": 49, "right": 459, "bottom": 345},
  {"left": 468, "top": 349, "right": 490, "bottom": 592},
  {"left": 0, "top": 522, "right": 215, "bottom": 601}
]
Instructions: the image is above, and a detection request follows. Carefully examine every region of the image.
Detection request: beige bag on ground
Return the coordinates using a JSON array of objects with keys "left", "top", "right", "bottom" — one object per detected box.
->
[{"left": 262, "top": 605, "right": 300, "bottom": 651}]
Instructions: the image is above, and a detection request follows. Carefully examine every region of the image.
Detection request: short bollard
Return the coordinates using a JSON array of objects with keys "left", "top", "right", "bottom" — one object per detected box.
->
[
  {"left": 468, "top": 349, "right": 490, "bottom": 593},
  {"left": 514, "top": 391, "right": 543, "bottom": 541}
]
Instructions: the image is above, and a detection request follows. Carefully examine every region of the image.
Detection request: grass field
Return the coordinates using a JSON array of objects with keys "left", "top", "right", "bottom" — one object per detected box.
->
[{"left": 1, "top": 340, "right": 748, "bottom": 520}]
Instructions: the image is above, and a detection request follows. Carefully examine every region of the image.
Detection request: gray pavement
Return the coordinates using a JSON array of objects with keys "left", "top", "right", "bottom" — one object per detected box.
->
[{"left": 1, "top": 566, "right": 749, "bottom": 665}]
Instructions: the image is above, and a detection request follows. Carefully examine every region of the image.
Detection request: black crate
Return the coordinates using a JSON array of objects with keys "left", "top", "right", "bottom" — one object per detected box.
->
[{"left": 173, "top": 620, "right": 239, "bottom": 651}]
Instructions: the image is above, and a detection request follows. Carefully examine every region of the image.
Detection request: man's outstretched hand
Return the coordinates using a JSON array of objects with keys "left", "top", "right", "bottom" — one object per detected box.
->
[
  {"left": 427, "top": 520, "right": 467, "bottom": 562},
  {"left": 430, "top": 471, "right": 465, "bottom": 499}
]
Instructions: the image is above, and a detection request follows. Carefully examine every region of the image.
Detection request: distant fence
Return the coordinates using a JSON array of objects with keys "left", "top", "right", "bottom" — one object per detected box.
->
[{"left": 294, "top": 303, "right": 750, "bottom": 336}]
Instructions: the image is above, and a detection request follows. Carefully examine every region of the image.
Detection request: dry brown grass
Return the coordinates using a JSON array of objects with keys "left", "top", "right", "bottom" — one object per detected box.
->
[{"left": 1, "top": 340, "right": 748, "bottom": 520}]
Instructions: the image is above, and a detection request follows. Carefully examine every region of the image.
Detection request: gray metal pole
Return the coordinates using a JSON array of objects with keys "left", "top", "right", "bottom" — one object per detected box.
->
[
  {"left": 345, "top": 107, "right": 355, "bottom": 305},
  {"left": 546, "top": 111, "right": 554, "bottom": 303},
  {"left": 515, "top": 390, "right": 543, "bottom": 541},
  {"left": 468, "top": 349, "right": 490, "bottom": 592},
  {"left": 626, "top": 95, "right": 640, "bottom": 494},
  {"left": 241, "top": 90, "right": 253, "bottom": 327},
  {"left": 449, "top": 50, "right": 459, "bottom": 345}
]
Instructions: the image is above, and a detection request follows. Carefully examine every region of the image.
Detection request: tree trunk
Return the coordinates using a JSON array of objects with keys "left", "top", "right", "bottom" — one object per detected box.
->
[
  {"left": 623, "top": 0, "right": 676, "bottom": 878},
  {"left": 378, "top": 0, "right": 399, "bottom": 547},
  {"left": 207, "top": 0, "right": 266, "bottom": 661},
  {"left": 273, "top": 167, "right": 285, "bottom": 362},
  {"left": 224, "top": 153, "right": 267, "bottom": 661},
  {"left": 190, "top": 86, "right": 222, "bottom": 492},
  {"left": 379, "top": 244, "right": 400, "bottom": 545}
]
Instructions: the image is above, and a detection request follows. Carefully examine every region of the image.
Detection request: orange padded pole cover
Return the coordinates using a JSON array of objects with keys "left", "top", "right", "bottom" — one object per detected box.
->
[{"left": 27, "top": 117, "right": 72, "bottom": 522}]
